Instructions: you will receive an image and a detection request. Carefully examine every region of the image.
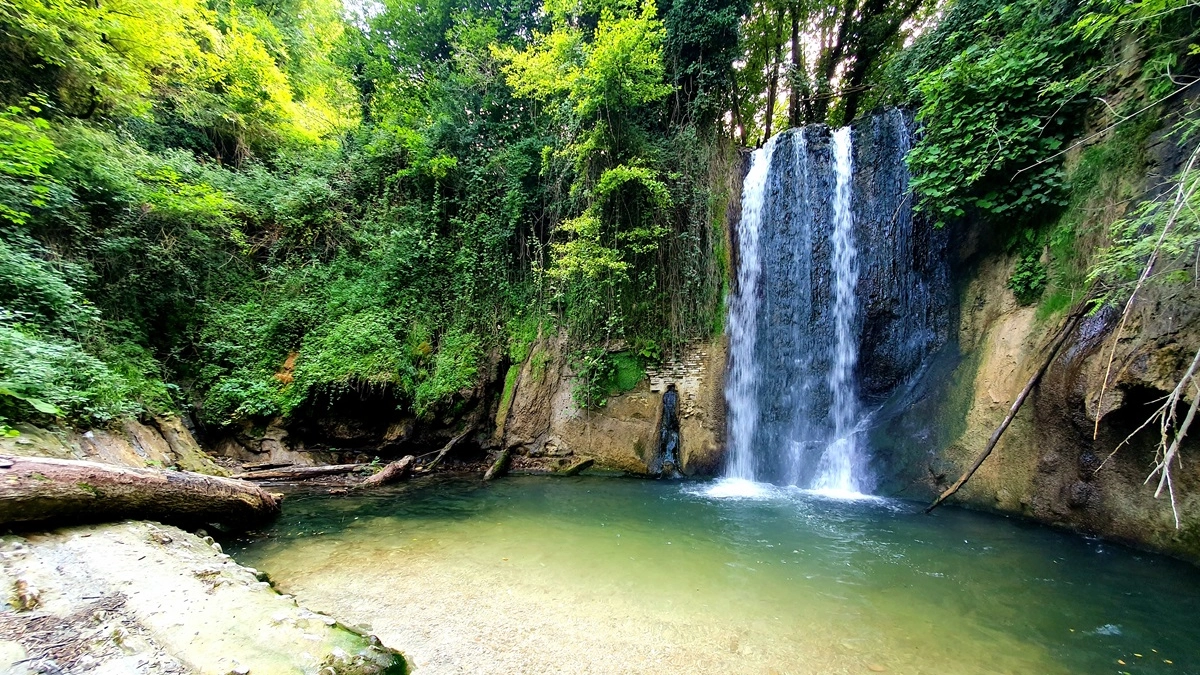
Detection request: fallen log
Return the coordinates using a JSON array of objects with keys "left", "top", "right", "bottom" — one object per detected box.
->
[
  {"left": 483, "top": 449, "right": 511, "bottom": 481},
  {"left": 0, "top": 455, "right": 281, "bottom": 530},
  {"left": 925, "top": 309, "right": 1086, "bottom": 514},
  {"left": 558, "top": 458, "right": 594, "bottom": 476},
  {"left": 360, "top": 455, "right": 415, "bottom": 488},
  {"left": 422, "top": 428, "right": 473, "bottom": 472},
  {"left": 239, "top": 461, "right": 294, "bottom": 471},
  {"left": 233, "top": 463, "right": 368, "bottom": 481}
]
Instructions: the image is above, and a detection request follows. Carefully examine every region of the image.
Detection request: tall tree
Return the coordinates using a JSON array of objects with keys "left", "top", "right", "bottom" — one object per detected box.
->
[
  {"left": 661, "top": 0, "right": 746, "bottom": 127},
  {"left": 733, "top": 0, "right": 935, "bottom": 140}
]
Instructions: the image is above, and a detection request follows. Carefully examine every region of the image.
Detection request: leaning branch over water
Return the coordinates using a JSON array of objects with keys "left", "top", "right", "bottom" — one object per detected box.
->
[
  {"left": 422, "top": 428, "right": 474, "bottom": 472},
  {"left": 925, "top": 308, "right": 1087, "bottom": 514}
]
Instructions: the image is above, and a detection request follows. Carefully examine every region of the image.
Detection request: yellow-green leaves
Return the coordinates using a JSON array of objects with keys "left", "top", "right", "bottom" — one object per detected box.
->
[
  {"left": 497, "top": 1, "right": 669, "bottom": 119},
  {"left": 495, "top": 28, "right": 584, "bottom": 102},
  {"left": 0, "top": 0, "right": 357, "bottom": 158},
  {"left": 0, "top": 106, "right": 59, "bottom": 226},
  {"left": 572, "top": 4, "right": 671, "bottom": 119},
  {"left": 593, "top": 164, "right": 670, "bottom": 208},
  {"left": 496, "top": 0, "right": 673, "bottom": 332},
  {"left": 549, "top": 213, "right": 628, "bottom": 281},
  {"left": 548, "top": 164, "right": 670, "bottom": 281}
]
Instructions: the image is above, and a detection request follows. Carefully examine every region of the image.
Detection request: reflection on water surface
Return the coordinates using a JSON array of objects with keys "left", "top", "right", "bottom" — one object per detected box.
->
[{"left": 230, "top": 476, "right": 1200, "bottom": 675}]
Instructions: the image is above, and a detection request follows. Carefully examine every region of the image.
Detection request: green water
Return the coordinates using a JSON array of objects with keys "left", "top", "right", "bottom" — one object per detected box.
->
[{"left": 230, "top": 476, "right": 1200, "bottom": 675}]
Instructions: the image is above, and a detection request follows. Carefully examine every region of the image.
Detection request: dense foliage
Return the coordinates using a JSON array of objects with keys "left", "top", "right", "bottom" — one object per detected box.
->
[
  {"left": 0, "top": 0, "right": 736, "bottom": 431},
  {"left": 1, "top": 0, "right": 1196, "bottom": 433},
  {"left": 892, "top": 0, "right": 1199, "bottom": 307}
]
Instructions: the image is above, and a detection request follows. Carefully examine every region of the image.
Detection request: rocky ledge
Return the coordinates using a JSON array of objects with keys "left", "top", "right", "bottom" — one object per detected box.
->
[{"left": 0, "top": 521, "right": 406, "bottom": 675}]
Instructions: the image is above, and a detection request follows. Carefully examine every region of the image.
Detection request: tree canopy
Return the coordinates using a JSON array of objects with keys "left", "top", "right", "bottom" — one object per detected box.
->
[{"left": 0, "top": 0, "right": 1195, "bottom": 431}]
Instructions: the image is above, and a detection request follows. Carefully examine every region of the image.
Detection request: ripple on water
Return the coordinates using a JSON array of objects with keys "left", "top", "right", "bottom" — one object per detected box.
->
[{"left": 688, "top": 477, "right": 779, "bottom": 500}]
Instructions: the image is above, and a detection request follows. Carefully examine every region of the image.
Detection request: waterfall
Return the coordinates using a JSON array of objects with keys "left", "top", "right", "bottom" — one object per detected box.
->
[
  {"left": 723, "top": 111, "right": 950, "bottom": 494},
  {"left": 724, "top": 136, "right": 777, "bottom": 481},
  {"left": 813, "top": 127, "right": 863, "bottom": 493}
]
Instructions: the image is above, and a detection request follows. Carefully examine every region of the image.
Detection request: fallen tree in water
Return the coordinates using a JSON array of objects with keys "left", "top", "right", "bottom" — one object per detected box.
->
[
  {"left": 0, "top": 455, "right": 281, "bottom": 530},
  {"left": 360, "top": 455, "right": 415, "bottom": 488}
]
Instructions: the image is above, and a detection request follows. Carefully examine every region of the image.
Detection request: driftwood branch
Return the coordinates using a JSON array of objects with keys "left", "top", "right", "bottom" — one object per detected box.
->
[
  {"left": 422, "top": 429, "right": 473, "bottom": 472},
  {"left": 233, "top": 463, "right": 369, "bottom": 481},
  {"left": 926, "top": 310, "right": 1086, "bottom": 514},
  {"left": 360, "top": 455, "right": 415, "bottom": 488},
  {"left": 240, "top": 461, "right": 293, "bottom": 471},
  {"left": 0, "top": 455, "right": 281, "bottom": 530},
  {"left": 483, "top": 449, "right": 511, "bottom": 481}
]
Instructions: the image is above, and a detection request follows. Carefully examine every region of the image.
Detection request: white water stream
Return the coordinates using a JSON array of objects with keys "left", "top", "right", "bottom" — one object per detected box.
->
[
  {"left": 724, "top": 126, "right": 867, "bottom": 494},
  {"left": 724, "top": 135, "right": 776, "bottom": 482},
  {"left": 813, "top": 126, "right": 865, "bottom": 494}
]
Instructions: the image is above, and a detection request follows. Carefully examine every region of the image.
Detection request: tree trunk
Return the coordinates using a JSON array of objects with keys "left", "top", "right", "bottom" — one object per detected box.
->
[
  {"left": 234, "top": 464, "right": 368, "bottom": 481},
  {"left": 0, "top": 455, "right": 281, "bottom": 530},
  {"left": 763, "top": 8, "right": 785, "bottom": 141},
  {"left": 240, "top": 461, "right": 293, "bottom": 471},
  {"left": 360, "top": 456, "right": 415, "bottom": 488},
  {"left": 841, "top": 0, "right": 925, "bottom": 124},
  {"left": 423, "top": 428, "right": 473, "bottom": 472},
  {"left": 812, "top": 0, "right": 858, "bottom": 123},
  {"left": 731, "top": 74, "right": 747, "bottom": 144}
]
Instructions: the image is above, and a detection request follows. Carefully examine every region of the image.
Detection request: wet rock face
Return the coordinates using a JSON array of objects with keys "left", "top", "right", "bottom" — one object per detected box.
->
[
  {"left": 649, "top": 385, "right": 682, "bottom": 477},
  {"left": 851, "top": 111, "right": 952, "bottom": 401},
  {"left": 737, "top": 109, "right": 951, "bottom": 482}
]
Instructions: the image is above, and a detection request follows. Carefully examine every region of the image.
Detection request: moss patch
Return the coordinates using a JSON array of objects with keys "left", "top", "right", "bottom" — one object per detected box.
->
[
  {"left": 610, "top": 352, "right": 644, "bottom": 393},
  {"left": 494, "top": 365, "right": 521, "bottom": 430}
]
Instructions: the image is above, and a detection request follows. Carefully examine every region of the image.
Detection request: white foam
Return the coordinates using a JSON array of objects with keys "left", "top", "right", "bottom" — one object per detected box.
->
[
  {"left": 694, "top": 478, "right": 776, "bottom": 500},
  {"left": 688, "top": 478, "right": 893, "bottom": 511},
  {"left": 801, "top": 487, "right": 877, "bottom": 502}
]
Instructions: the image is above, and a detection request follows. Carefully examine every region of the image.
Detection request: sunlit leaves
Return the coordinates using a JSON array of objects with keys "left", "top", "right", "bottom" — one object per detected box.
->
[
  {"left": 571, "top": 5, "right": 671, "bottom": 119},
  {"left": 497, "top": 0, "right": 674, "bottom": 340},
  {"left": 549, "top": 213, "right": 628, "bottom": 280},
  {"left": 0, "top": 0, "right": 356, "bottom": 159},
  {"left": 496, "top": 28, "right": 584, "bottom": 101},
  {"left": 0, "top": 105, "right": 59, "bottom": 226}
]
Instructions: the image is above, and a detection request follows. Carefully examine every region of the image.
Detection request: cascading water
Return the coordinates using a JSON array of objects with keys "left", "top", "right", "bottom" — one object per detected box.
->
[
  {"left": 724, "top": 136, "right": 777, "bottom": 482},
  {"left": 812, "top": 127, "right": 863, "bottom": 493},
  {"left": 723, "top": 110, "right": 950, "bottom": 494}
]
